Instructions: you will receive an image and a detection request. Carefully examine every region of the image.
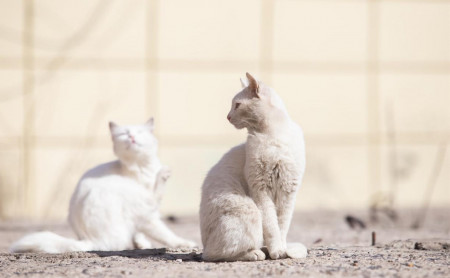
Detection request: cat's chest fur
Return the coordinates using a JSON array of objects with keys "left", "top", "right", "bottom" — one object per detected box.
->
[
  {"left": 244, "top": 130, "right": 304, "bottom": 195},
  {"left": 122, "top": 161, "right": 161, "bottom": 190}
]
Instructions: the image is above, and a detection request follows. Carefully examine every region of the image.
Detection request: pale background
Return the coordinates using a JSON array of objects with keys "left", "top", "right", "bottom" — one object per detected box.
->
[{"left": 0, "top": 0, "right": 449, "bottom": 220}]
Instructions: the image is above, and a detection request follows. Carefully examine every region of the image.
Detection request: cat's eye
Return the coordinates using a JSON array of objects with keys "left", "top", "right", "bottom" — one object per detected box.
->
[{"left": 235, "top": 103, "right": 241, "bottom": 109}]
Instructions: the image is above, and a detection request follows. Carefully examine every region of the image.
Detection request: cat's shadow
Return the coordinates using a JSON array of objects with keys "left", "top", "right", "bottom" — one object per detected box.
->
[{"left": 88, "top": 248, "right": 203, "bottom": 262}]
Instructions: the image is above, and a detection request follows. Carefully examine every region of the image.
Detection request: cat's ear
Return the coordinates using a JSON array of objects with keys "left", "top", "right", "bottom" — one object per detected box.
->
[
  {"left": 240, "top": 77, "right": 249, "bottom": 88},
  {"left": 246, "top": 72, "right": 259, "bottom": 98},
  {"left": 145, "top": 117, "right": 155, "bottom": 132},
  {"left": 109, "top": 121, "right": 119, "bottom": 135}
]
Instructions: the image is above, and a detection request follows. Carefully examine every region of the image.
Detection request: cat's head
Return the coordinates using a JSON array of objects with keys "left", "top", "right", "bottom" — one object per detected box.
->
[
  {"left": 227, "top": 73, "right": 287, "bottom": 132},
  {"left": 109, "top": 118, "right": 158, "bottom": 162}
]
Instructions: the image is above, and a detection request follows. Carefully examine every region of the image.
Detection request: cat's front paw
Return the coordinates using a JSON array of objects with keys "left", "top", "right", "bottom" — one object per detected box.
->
[
  {"left": 268, "top": 246, "right": 287, "bottom": 260},
  {"left": 157, "top": 166, "right": 171, "bottom": 183}
]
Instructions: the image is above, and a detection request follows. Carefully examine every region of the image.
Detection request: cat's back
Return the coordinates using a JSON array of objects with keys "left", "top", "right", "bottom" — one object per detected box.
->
[
  {"left": 69, "top": 160, "right": 154, "bottom": 229},
  {"left": 202, "top": 144, "right": 248, "bottom": 197},
  {"left": 70, "top": 160, "right": 139, "bottom": 206},
  {"left": 200, "top": 143, "right": 263, "bottom": 256},
  {"left": 203, "top": 144, "right": 245, "bottom": 183},
  {"left": 81, "top": 160, "right": 121, "bottom": 179},
  {"left": 208, "top": 144, "right": 246, "bottom": 174}
]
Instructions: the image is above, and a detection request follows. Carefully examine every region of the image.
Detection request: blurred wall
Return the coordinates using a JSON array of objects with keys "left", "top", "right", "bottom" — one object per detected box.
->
[{"left": 0, "top": 0, "right": 449, "bottom": 219}]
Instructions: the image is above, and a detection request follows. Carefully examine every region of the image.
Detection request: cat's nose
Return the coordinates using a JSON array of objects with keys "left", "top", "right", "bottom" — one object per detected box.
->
[
  {"left": 227, "top": 115, "right": 231, "bottom": 121},
  {"left": 129, "top": 135, "right": 135, "bottom": 142}
]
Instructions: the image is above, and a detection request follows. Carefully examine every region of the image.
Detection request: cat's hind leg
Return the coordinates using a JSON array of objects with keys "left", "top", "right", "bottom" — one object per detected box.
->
[
  {"left": 139, "top": 216, "right": 196, "bottom": 248},
  {"left": 234, "top": 249, "right": 266, "bottom": 261},
  {"left": 201, "top": 195, "right": 264, "bottom": 262}
]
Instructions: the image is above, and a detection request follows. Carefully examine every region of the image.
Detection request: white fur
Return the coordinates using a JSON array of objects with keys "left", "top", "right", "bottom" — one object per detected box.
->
[
  {"left": 11, "top": 119, "right": 195, "bottom": 253},
  {"left": 200, "top": 73, "right": 307, "bottom": 261},
  {"left": 240, "top": 77, "right": 249, "bottom": 88}
]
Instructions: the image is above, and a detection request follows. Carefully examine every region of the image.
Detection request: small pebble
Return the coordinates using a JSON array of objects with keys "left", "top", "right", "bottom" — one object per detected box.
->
[{"left": 176, "top": 259, "right": 182, "bottom": 263}]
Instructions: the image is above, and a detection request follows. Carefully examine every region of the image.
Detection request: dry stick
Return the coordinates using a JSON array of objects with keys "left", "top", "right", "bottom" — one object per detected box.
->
[
  {"left": 386, "top": 100, "right": 398, "bottom": 211},
  {"left": 412, "top": 144, "right": 447, "bottom": 229},
  {"left": 370, "top": 100, "right": 398, "bottom": 223},
  {"left": 371, "top": 231, "right": 376, "bottom": 246},
  {"left": 22, "top": 1, "right": 35, "bottom": 217}
]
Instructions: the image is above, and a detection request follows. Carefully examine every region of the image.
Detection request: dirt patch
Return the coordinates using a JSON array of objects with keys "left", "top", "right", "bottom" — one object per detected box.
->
[{"left": 1, "top": 209, "right": 449, "bottom": 277}]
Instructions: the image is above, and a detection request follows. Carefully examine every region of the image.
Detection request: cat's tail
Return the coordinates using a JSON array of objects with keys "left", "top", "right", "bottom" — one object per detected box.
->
[
  {"left": 10, "top": 231, "right": 92, "bottom": 253},
  {"left": 286, "top": 242, "right": 308, "bottom": 259}
]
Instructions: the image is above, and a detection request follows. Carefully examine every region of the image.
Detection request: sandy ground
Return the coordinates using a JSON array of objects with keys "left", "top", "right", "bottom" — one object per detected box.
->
[{"left": 0, "top": 208, "right": 449, "bottom": 277}]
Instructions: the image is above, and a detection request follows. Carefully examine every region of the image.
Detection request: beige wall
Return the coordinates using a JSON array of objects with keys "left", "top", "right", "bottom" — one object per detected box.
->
[{"left": 0, "top": 0, "right": 449, "bottom": 219}]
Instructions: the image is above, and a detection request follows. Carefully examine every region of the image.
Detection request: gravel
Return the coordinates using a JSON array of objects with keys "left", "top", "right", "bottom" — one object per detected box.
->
[{"left": 0, "top": 208, "right": 448, "bottom": 277}]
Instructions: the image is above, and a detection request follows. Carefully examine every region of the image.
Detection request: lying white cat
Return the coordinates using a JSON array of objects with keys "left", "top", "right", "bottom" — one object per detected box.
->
[
  {"left": 200, "top": 73, "right": 307, "bottom": 261},
  {"left": 11, "top": 118, "right": 195, "bottom": 253}
]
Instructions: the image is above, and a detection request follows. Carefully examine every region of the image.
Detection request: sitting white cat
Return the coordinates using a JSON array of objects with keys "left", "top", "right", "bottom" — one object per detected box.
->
[
  {"left": 11, "top": 118, "right": 195, "bottom": 253},
  {"left": 200, "top": 73, "right": 307, "bottom": 261}
]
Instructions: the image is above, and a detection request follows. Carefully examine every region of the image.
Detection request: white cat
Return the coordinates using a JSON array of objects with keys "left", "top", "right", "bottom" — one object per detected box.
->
[
  {"left": 11, "top": 118, "right": 196, "bottom": 253},
  {"left": 200, "top": 73, "right": 307, "bottom": 261}
]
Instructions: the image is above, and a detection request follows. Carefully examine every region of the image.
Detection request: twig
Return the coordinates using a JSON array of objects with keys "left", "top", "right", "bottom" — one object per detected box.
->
[
  {"left": 386, "top": 99, "right": 398, "bottom": 210},
  {"left": 412, "top": 144, "right": 447, "bottom": 229}
]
